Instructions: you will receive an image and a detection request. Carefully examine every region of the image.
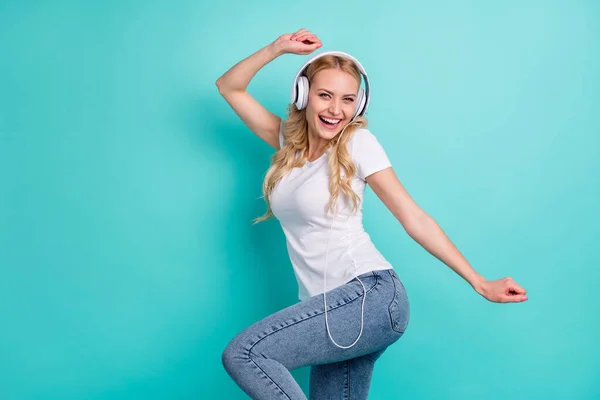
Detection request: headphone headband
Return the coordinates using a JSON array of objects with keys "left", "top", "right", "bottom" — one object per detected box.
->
[{"left": 290, "top": 51, "right": 371, "bottom": 118}]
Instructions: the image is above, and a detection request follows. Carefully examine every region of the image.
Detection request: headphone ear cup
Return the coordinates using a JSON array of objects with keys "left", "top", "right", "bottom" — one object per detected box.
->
[
  {"left": 295, "top": 76, "right": 309, "bottom": 110},
  {"left": 354, "top": 88, "right": 366, "bottom": 118}
]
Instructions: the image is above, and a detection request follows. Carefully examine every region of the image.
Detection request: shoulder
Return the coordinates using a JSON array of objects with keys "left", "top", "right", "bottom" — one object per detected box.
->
[
  {"left": 350, "top": 127, "right": 374, "bottom": 140},
  {"left": 348, "top": 128, "right": 384, "bottom": 153},
  {"left": 347, "top": 128, "right": 392, "bottom": 180}
]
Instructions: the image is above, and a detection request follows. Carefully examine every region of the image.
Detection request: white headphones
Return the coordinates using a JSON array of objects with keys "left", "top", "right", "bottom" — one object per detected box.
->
[
  {"left": 290, "top": 50, "right": 371, "bottom": 120},
  {"left": 290, "top": 51, "right": 371, "bottom": 350}
]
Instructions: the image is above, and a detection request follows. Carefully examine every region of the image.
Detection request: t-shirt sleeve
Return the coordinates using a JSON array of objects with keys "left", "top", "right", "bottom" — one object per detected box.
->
[{"left": 351, "top": 129, "right": 392, "bottom": 180}]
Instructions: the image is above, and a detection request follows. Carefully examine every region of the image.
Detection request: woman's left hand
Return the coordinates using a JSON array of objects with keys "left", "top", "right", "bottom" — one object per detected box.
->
[{"left": 476, "top": 277, "right": 528, "bottom": 303}]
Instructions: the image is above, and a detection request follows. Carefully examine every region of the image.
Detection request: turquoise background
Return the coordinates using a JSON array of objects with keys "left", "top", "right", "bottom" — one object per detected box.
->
[{"left": 1, "top": 0, "right": 598, "bottom": 399}]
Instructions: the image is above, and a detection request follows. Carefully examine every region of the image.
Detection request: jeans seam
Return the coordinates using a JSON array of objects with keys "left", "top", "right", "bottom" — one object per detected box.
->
[
  {"left": 247, "top": 351, "right": 292, "bottom": 400},
  {"left": 345, "top": 359, "right": 350, "bottom": 400},
  {"left": 387, "top": 270, "right": 399, "bottom": 333},
  {"left": 387, "top": 270, "right": 397, "bottom": 306},
  {"left": 387, "top": 270, "right": 409, "bottom": 334},
  {"left": 346, "top": 360, "right": 351, "bottom": 399}
]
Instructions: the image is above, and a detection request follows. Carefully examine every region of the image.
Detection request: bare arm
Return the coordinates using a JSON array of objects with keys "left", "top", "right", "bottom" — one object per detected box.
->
[
  {"left": 366, "top": 167, "right": 528, "bottom": 303},
  {"left": 215, "top": 29, "right": 322, "bottom": 150},
  {"left": 216, "top": 45, "right": 282, "bottom": 149}
]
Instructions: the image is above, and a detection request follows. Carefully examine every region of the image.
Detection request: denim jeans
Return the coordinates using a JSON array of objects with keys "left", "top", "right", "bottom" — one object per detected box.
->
[{"left": 221, "top": 268, "right": 410, "bottom": 399}]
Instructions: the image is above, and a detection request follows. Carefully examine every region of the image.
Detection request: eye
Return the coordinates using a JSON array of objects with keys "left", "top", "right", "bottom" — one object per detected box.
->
[
  {"left": 319, "top": 93, "right": 330, "bottom": 98},
  {"left": 344, "top": 97, "right": 355, "bottom": 102}
]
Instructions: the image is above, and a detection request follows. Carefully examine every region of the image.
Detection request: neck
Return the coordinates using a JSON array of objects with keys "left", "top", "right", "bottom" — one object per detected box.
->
[{"left": 305, "top": 128, "right": 329, "bottom": 162}]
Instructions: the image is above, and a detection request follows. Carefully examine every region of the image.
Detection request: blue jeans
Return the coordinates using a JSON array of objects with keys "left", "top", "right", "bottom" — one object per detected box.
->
[{"left": 222, "top": 268, "right": 410, "bottom": 399}]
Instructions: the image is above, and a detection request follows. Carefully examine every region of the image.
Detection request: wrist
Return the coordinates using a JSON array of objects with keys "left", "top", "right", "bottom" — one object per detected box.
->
[
  {"left": 470, "top": 275, "right": 488, "bottom": 295},
  {"left": 267, "top": 41, "right": 285, "bottom": 58}
]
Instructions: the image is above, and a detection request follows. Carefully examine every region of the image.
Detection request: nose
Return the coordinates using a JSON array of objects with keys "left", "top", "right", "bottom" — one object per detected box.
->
[{"left": 328, "top": 98, "right": 342, "bottom": 116}]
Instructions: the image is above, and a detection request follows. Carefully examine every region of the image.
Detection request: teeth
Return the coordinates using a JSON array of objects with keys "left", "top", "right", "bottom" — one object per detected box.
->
[{"left": 321, "top": 117, "right": 341, "bottom": 124}]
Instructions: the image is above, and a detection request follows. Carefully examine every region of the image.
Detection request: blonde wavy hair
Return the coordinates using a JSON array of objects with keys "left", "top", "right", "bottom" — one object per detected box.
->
[{"left": 253, "top": 55, "right": 368, "bottom": 224}]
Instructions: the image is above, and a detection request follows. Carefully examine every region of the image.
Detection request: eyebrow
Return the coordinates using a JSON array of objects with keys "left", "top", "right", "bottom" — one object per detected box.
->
[{"left": 317, "top": 88, "right": 357, "bottom": 97}]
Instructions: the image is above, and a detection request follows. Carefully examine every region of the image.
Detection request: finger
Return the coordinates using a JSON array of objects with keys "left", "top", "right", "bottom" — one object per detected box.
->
[
  {"left": 512, "top": 282, "right": 527, "bottom": 294},
  {"left": 295, "top": 30, "right": 315, "bottom": 40},
  {"left": 302, "top": 42, "right": 322, "bottom": 53},
  {"left": 506, "top": 282, "right": 527, "bottom": 295},
  {"left": 301, "top": 35, "right": 320, "bottom": 44},
  {"left": 502, "top": 276, "right": 526, "bottom": 293},
  {"left": 295, "top": 33, "right": 315, "bottom": 43},
  {"left": 502, "top": 293, "right": 528, "bottom": 303},
  {"left": 302, "top": 37, "right": 321, "bottom": 48},
  {"left": 290, "top": 28, "right": 307, "bottom": 40}
]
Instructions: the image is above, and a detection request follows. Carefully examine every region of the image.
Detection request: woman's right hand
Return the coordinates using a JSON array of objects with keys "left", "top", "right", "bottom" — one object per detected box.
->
[{"left": 271, "top": 28, "right": 322, "bottom": 56}]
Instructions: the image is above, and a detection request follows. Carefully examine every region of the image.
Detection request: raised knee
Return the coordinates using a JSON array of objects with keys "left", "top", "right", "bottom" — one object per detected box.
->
[
  {"left": 222, "top": 338, "right": 252, "bottom": 376},
  {"left": 221, "top": 341, "right": 238, "bottom": 374}
]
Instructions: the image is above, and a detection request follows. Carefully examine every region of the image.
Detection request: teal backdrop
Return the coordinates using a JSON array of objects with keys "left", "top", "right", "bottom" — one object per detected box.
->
[{"left": 1, "top": 1, "right": 598, "bottom": 399}]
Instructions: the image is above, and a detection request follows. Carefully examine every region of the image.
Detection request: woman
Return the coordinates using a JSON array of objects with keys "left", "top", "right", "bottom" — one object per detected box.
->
[{"left": 216, "top": 28, "right": 528, "bottom": 400}]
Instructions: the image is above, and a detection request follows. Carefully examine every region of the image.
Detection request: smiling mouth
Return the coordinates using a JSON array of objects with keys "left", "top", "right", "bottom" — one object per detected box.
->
[{"left": 319, "top": 116, "right": 342, "bottom": 127}]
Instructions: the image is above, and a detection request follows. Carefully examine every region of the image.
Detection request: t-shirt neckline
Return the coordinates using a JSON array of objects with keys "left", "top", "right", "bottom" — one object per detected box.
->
[
  {"left": 304, "top": 148, "right": 331, "bottom": 168},
  {"left": 305, "top": 153, "right": 326, "bottom": 167}
]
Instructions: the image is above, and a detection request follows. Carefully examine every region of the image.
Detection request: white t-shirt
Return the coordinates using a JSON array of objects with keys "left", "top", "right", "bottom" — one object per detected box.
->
[{"left": 270, "top": 125, "right": 395, "bottom": 301}]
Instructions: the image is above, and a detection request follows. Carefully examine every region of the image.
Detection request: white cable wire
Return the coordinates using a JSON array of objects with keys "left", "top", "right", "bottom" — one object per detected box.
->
[{"left": 322, "top": 120, "right": 367, "bottom": 349}]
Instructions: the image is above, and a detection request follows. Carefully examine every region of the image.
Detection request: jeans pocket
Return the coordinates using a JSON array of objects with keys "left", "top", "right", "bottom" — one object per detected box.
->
[{"left": 388, "top": 270, "right": 410, "bottom": 333}]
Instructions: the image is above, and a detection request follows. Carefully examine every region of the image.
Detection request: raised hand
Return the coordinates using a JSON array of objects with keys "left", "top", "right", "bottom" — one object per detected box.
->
[{"left": 271, "top": 28, "right": 322, "bottom": 56}]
